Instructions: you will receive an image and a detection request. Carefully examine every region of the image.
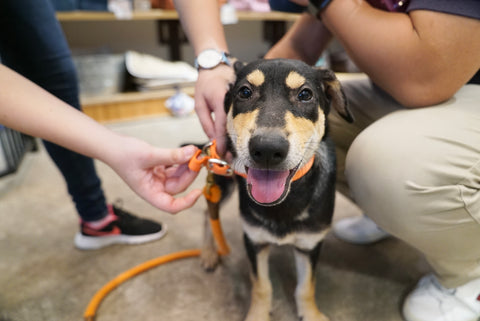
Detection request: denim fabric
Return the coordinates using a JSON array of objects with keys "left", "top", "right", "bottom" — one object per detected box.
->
[
  {"left": 49, "top": 0, "right": 77, "bottom": 11},
  {"left": 0, "top": 0, "right": 108, "bottom": 221},
  {"left": 269, "top": 0, "right": 306, "bottom": 13},
  {"left": 78, "top": 0, "right": 108, "bottom": 11},
  {"left": 50, "top": 0, "right": 108, "bottom": 11}
]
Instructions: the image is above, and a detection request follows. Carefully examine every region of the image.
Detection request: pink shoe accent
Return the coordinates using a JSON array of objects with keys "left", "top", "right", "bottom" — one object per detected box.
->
[{"left": 82, "top": 205, "right": 118, "bottom": 230}]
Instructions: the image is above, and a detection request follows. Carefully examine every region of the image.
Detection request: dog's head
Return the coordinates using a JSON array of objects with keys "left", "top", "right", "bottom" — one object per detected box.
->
[{"left": 225, "top": 59, "right": 353, "bottom": 206}]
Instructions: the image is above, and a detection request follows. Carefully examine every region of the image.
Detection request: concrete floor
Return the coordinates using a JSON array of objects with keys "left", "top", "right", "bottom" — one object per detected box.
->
[{"left": 0, "top": 115, "right": 431, "bottom": 321}]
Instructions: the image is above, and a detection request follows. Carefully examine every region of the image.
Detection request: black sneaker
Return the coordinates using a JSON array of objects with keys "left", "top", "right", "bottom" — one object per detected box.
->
[{"left": 74, "top": 203, "right": 167, "bottom": 250}]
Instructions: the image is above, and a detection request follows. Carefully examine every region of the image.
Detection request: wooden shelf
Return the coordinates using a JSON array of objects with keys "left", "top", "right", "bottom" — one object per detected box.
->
[
  {"left": 58, "top": 9, "right": 299, "bottom": 61},
  {"left": 58, "top": 9, "right": 304, "bottom": 123},
  {"left": 81, "top": 87, "right": 194, "bottom": 123},
  {"left": 57, "top": 9, "right": 300, "bottom": 22}
]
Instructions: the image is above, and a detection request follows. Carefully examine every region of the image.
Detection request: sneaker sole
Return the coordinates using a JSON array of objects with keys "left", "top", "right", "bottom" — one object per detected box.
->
[{"left": 74, "top": 225, "right": 167, "bottom": 250}]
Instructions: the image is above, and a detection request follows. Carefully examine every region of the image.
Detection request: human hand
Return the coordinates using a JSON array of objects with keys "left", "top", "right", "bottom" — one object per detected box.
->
[
  {"left": 108, "top": 137, "right": 202, "bottom": 214},
  {"left": 194, "top": 64, "right": 235, "bottom": 155}
]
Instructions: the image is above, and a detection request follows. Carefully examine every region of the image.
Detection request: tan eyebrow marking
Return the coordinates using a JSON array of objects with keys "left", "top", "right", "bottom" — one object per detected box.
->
[
  {"left": 285, "top": 110, "right": 326, "bottom": 150},
  {"left": 230, "top": 109, "right": 259, "bottom": 150},
  {"left": 285, "top": 71, "right": 306, "bottom": 89},
  {"left": 246, "top": 69, "right": 265, "bottom": 87}
]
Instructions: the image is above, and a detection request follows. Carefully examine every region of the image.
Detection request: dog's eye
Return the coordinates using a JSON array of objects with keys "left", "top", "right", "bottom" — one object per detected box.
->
[
  {"left": 298, "top": 89, "right": 313, "bottom": 102},
  {"left": 238, "top": 86, "right": 252, "bottom": 99}
]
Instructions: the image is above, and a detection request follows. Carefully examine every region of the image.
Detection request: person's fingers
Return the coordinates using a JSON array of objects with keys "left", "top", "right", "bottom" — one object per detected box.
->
[
  {"left": 150, "top": 145, "right": 198, "bottom": 167},
  {"left": 164, "top": 162, "right": 188, "bottom": 178},
  {"left": 164, "top": 166, "right": 199, "bottom": 194},
  {"left": 152, "top": 165, "right": 167, "bottom": 180},
  {"left": 214, "top": 135, "right": 227, "bottom": 157},
  {"left": 153, "top": 189, "right": 203, "bottom": 214},
  {"left": 194, "top": 96, "right": 215, "bottom": 140}
]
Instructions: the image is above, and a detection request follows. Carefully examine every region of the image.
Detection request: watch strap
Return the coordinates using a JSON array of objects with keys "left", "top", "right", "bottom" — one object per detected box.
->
[{"left": 307, "top": 0, "right": 333, "bottom": 18}]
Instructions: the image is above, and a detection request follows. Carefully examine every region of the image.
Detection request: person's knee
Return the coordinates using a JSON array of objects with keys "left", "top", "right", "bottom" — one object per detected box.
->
[
  {"left": 344, "top": 116, "right": 421, "bottom": 235},
  {"left": 344, "top": 111, "right": 480, "bottom": 242}
]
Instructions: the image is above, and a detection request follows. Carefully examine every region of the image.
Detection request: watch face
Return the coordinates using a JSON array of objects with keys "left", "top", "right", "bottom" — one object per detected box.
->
[{"left": 197, "top": 49, "right": 223, "bottom": 69}]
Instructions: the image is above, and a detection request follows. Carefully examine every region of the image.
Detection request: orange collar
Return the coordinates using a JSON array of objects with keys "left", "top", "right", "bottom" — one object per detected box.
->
[
  {"left": 235, "top": 156, "right": 315, "bottom": 182},
  {"left": 188, "top": 140, "right": 315, "bottom": 182}
]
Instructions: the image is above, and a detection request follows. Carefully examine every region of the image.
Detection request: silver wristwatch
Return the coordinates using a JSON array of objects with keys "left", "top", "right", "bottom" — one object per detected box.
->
[{"left": 194, "top": 49, "right": 231, "bottom": 70}]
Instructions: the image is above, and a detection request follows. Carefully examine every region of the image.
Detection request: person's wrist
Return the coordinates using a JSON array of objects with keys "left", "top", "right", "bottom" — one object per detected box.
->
[
  {"left": 100, "top": 133, "right": 133, "bottom": 172},
  {"left": 197, "top": 63, "right": 235, "bottom": 83},
  {"left": 307, "top": 0, "right": 334, "bottom": 19},
  {"left": 194, "top": 49, "right": 232, "bottom": 71}
]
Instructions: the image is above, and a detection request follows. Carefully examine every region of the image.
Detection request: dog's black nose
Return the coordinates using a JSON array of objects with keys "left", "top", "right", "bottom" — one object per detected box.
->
[{"left": 249, "top": 134, "right": 289, "bottom": 167}]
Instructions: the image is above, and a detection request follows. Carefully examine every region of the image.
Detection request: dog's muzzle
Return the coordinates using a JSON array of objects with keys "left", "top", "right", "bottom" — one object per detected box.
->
[{"left": 244, "top": 134, "right": 294, "bottom": 205}]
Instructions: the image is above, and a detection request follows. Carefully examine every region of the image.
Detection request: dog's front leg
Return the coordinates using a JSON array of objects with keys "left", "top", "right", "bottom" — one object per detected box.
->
[
  {"left": 200, "top": 208, "right": 220, "bottom": 271},
  {"left": 244, "top": 234, "right": 272, "bottom": 321},
  {"left": 294, "top": 243, "right": 329, "bottom": 321}
]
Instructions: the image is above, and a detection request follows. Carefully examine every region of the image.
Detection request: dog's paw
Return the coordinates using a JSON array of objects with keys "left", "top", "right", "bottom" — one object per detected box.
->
[
  {"left": 200, "top": 247, "right": 220, "bottom": 272},
  {"left": 298, "top": 310, "right": 330, "bottom": 321},
  {"left": 244, "top": 306, "right": 271, "bottom": 321}
]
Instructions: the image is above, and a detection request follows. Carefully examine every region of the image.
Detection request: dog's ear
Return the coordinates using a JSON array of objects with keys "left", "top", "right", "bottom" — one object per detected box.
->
[
  {"left": 317, "top": 68, "right": 354, "bottom": 123},
  {"left": 233, "top": 60, "right": 246, "bottom": 73}
]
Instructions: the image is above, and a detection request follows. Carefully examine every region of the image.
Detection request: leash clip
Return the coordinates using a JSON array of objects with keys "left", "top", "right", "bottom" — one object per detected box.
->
[
  {"left": 202, "top": 141, "right": 214, "bottom": 154},
  {"left": 208, "top": 158, "right": 233, "bottom": 176},
  {"left": 188, "top": 140, "right": 233, "bottom": 176}
]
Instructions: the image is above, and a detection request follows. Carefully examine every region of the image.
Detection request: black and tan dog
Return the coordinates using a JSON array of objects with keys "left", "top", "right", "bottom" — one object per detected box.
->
[{"left": 201, "top": 58, "right": 353, "bottom": 321}]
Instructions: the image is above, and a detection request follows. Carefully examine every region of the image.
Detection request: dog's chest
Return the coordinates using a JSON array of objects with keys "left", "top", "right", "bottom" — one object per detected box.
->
[{"left": 242, "top": 215, "right": 330, "bottom": 250}]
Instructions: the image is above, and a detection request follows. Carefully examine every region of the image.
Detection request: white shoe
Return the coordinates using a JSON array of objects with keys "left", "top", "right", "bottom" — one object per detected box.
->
[
  {"left": 332, "top": 215, "right": 390, "bottom": 244},
  {"left": 403, "top": 274, "right": 480, "bottom": 321}
]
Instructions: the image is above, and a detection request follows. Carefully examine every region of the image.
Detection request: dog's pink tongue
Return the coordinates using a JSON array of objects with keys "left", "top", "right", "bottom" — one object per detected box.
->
[{"left": 247, "top": 168, "right": 290, "bottom": 204}]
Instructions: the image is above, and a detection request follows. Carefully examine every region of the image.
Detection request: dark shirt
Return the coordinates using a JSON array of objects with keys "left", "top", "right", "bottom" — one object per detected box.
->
[
  {"left": 407, "top": 0, "right": 480, "bottom": 84},
  {"left": 407, "top": 0, "right": 480, "bottom": 20},
  {"left": 270, "top": 0, "right": 480, "bottom": 84}
]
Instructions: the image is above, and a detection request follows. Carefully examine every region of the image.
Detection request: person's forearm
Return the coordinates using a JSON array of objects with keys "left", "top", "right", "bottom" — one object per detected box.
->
[
  {"left": 0, "top": 65, "right": 203, "bottom": 213},
  {"left": 266, "top": 13, "right": 333, "bottom": 64},
  {"left": 0, "top": 64, "right": 125, "bottom": 166},
  {"left": 321, "top": 0, "right": 480, "bottom": 106},
  {"left": 174, "top": 0, "right": 229, "bottom": 54}
]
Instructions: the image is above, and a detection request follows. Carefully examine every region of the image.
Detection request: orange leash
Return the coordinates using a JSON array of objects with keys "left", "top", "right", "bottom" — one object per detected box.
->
[
  {"left": 189, "top": 139, "right": 232, "bottom": 256},
  {"left": 83, "top": 140, "right": 231, "bottom": 321},
  {"left": 83, "top": 249, "right": 201, "bottom": 321}
]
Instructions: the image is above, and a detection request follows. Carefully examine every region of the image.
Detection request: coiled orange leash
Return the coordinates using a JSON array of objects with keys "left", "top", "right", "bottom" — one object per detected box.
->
[
  {"left": 83, "top": 140, "right": 231, "bottom": 321},
  {"left": 83, "top": 249, "right": 201, "bottom": 321}
]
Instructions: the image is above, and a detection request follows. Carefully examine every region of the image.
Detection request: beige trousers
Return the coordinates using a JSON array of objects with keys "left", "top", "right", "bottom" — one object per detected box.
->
[{"left": 330, "top": 77, "right": 480, "bottom": 288}]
